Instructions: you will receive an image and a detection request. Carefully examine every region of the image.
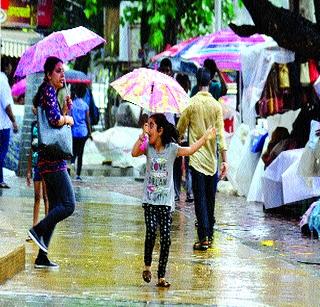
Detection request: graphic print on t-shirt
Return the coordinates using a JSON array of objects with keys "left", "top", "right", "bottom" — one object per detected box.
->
[{"left": 146, "top": 157, "right": 168, "bottom": 202}]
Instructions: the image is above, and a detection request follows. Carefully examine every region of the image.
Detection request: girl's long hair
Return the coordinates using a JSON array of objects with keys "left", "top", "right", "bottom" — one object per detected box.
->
[
  {"left": 33, "top": 56, "right": 63, "bottom": 107},
  {"left": 149, "top": 113, "right": 179, "bottom": 145}
]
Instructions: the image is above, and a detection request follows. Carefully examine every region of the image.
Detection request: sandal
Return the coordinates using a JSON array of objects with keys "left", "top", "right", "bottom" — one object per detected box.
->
[
  {"left": 193, "top": 240, "right": 209, "bottom": 251},
  {"left": 156, "top": 279, "right": 171, "bottom": 288},
  {"left": 142, "top": 270, "right": 152, "bottom": 283},
  {"left": 0, "top": 182, "right": 10, "bottom": 189}
]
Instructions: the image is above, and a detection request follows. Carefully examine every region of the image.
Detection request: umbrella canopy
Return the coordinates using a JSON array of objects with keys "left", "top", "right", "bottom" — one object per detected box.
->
[
  {"left": 151, "top": 36, "right": 200, "bottom": 62},
  {"left": 229, "top": 0, "right": 320, "bottom": 60},
  {"left": 181, "top": 28, "right": 266, "bottom": 70},
  {"left": 110, "top": 68, "right": 189, "bottom": 114},
  {"left": 65, "top": 69, "right": 91, "bottom": 85},
  {"left": 11, "top": 78, "right": 26, "bottom": 97},
  {"left": 151, "top": 28, "right": 265, "bottom": 71},
  {"left": 15, "top": 26, "right": 106, "bottom": 77}
]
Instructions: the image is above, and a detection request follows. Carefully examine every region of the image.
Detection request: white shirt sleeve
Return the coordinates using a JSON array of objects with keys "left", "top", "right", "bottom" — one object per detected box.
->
[{"left": 0, "top": 72, "right": 14, "bottom": 110}]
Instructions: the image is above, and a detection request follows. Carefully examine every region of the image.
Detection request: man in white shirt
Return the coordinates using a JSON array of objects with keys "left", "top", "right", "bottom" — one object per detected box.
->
[{"left": 0, "top": 59, "right": 18, "bottom": 188}]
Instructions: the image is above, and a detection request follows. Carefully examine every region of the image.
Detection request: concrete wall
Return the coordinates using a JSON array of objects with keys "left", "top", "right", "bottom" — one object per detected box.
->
[{"left": 18, "top": 73, "right": 43, "bottom": 177}]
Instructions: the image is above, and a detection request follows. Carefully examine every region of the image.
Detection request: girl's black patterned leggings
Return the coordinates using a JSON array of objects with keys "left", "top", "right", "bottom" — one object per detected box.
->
[{"left": 143, "top": 204, "right": 172, "bottom": 279}]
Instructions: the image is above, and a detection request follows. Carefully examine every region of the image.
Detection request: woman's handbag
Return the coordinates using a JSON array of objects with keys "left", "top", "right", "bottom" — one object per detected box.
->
[{"left": 37, "top": 106, "right": 73, "bottom": 160}]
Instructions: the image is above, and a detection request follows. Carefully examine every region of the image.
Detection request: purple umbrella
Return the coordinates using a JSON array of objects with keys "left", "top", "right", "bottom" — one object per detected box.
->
[{"left": 14, "top": 26, "right": 106, "bottom": 77}]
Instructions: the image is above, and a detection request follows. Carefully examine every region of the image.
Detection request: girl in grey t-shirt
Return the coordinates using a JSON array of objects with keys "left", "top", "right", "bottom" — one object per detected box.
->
[{"left": 132, "top": 113, "right": 215, "bottom": 288}]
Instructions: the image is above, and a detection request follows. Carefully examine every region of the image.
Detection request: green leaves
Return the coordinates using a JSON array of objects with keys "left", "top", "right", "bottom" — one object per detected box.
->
[
  {"left": 149, "top": 12, "right": 166, "bottom": 26},
  {"left": 150, "top": 29, "right": 164, "bottom": 49},
  {"left": 146, "top": 0, "right": 177, "bottom": 50},
  {"left": 121, "top": 5, "right": 141, "bottom": 26},
  {"left": 180, "top": 0, "right": 213, "bottom": 40},
  {"left": 222, "top": 0, "right": 237, "bottom": 22},
  {"left": 122, "top": 0, "right": 239, "bottom": 51},
  {"left": 84, "top": 0, "right": 98, "bottom": 19}
]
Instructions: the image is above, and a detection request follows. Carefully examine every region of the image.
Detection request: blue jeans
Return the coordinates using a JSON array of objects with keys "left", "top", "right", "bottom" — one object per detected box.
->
[
  {"left": 34, "top": 169, "right": 75, "bottom": 248},
  {"left": 191, "top": 167, "right": 218, "bottom": 241},
  {"left": 184, "top": 156, "right": 193, "bottom": 198},
  {"left": 0, "top": 129, "right": 10, "bottom": 183}
]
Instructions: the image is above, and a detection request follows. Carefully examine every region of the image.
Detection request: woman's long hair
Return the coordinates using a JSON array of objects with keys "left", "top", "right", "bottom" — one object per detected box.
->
[
  {"left": 149, "top": 113, "right": 179, "bottom": 145},
  {"left": 33, "top": 56, "right": 63, "bottom": 107}
]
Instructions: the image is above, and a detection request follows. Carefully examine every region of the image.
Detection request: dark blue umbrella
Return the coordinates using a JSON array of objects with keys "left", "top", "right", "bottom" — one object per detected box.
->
[{"left": 65, "top": 69, "right": 91, "bottom": 85}]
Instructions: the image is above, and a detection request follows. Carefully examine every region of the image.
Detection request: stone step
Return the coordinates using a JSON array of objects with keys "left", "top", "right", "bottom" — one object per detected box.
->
[
  {"left": 81, "top": 164, "right": 134, "bottom": 177},
  {"left": 0, "top": 215, "right": 25, "bottom": 284},
  {"left": 0, "top": 240, "right": 25, "bottom": 285}
]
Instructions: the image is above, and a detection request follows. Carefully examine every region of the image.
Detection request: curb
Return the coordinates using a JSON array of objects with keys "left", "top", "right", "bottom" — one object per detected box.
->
[{"left": 0, "top": 241, "right": 25, "bottom": 285}]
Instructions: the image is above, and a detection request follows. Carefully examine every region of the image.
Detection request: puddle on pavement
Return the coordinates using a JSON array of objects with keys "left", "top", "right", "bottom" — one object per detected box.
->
[{"left": 1, "top": 196, "right": 320, "bottom": 305}]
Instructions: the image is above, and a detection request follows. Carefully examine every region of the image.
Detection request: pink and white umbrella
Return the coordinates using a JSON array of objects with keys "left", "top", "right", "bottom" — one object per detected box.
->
[
  {"left": 15, "top": 26, "right": 106, "bottom": 77},
  {"left": 110, "top": 68, "right": 189, "bottom": 114}
]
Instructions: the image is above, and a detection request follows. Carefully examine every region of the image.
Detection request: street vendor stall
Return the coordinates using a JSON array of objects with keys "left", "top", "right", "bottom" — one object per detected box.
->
[
  {"left": 231, "top": 36, "right": 320, "bottom": 211},
  {"left": 226, "top": 0, "right": 320, "bottom": 214},
  {"left": 228, "top": 41, "right": 296, "bottom": 198}
]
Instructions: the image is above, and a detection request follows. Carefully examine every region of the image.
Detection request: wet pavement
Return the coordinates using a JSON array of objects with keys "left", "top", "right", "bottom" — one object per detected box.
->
[{"left": 0, "top": 175, "right": 320, "bottom": 306}]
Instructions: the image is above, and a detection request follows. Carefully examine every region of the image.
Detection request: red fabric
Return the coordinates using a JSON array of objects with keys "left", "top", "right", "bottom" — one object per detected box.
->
[
  {"left": 0, "top": 0, "right": 9, "bottom": 10},
  {"left": 309, "top": 59, "right": 319, "bottom": 84},
  {"left": 224, "top": 118, "right": 234, "bottom": 133}
]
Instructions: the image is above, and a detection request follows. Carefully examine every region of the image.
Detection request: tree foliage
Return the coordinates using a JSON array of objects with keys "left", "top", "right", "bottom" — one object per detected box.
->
[
  {"left": 51, "top": 0, "right": 110, "bottom": 35},
  {"left": 122, "top": 0, "right": 240, "bottom": 51}
]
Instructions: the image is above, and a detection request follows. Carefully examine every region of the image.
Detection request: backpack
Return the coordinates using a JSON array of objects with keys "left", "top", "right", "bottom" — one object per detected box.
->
[
  {"left": 89, "top": 99, "right": 100, "bottom": 125},
  {"left": 84, "top": 88, "right": 100, "bottom": 125}
]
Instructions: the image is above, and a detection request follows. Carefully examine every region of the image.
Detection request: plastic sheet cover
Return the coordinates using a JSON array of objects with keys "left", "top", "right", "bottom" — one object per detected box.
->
[{"left": 240, "top": 41, "right": 295, "bottom": 128}]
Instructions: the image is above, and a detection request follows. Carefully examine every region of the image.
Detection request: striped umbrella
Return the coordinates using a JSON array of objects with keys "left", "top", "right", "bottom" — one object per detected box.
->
[
  {"left": 151, "top": 36, "right": 200, "bottom": 62},
  {"left": 181, "top": 28, "right": 266, "bottom": 71},
  {"left": 65, "top": 69, "right": 91, "bottom": 85}
]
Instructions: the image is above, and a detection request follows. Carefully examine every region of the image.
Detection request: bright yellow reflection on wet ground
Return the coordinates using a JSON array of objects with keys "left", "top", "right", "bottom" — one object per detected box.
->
[{"left": 1, "top": 197, "right": 320, "bottom": 306}]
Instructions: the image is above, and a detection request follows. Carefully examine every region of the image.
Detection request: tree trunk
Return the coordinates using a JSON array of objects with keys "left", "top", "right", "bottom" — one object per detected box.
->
[
  {"left": 74, "top": 54, "right": 91, "bottom": 74},
  {"left": 163, "top": 17, "right": 179, "bottom": 48},
  {"left": 140, "top": 1, "right": 151, "bottom": 49},
  {"left": 163, "top": 2, "right": 183, "bottom": 49},
  {"left": 293, "top": 0, "right": 299, "bottom": 13}
]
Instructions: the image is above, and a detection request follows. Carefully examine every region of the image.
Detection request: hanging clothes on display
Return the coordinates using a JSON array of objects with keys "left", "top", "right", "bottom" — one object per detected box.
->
[{"left": 240, "top": 40, "right": 295, "bottom": 128}]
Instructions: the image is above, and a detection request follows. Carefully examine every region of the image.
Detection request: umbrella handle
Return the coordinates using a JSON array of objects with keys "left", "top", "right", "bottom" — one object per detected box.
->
[{"left": 64, "top": 80, "right": 70, "bottom": 97}]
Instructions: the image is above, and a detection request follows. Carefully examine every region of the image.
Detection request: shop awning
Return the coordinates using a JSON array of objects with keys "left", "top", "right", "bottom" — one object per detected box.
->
[{"left": 0, "top": 29, "right": 43, "bottom": 58}]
